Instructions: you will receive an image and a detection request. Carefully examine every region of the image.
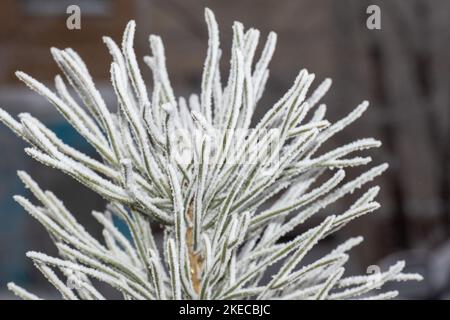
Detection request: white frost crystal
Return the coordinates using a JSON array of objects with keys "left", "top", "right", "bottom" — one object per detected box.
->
[{"left": 1, "top": 8, "right": 421, "bottom": 300}]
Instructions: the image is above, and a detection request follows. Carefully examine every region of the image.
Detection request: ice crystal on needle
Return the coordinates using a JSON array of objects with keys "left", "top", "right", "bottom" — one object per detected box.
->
[{"left": 1, "top": 8, "right": 421, "bottom": 300}]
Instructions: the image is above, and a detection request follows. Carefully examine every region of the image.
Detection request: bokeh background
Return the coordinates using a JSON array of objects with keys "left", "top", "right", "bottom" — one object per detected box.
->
[{"left": 1, "top": 0, "right": 450, "bottom": 299}]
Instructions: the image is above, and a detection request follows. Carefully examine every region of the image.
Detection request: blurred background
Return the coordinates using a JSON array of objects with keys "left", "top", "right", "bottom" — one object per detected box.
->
[{"left": 0, "top": 0, "right": 449, "bottom": 299}]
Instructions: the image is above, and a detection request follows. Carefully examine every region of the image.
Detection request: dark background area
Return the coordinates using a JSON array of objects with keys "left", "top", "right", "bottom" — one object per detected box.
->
[{"left": 0, "top": 0, "right": 449, "bottom": 299}]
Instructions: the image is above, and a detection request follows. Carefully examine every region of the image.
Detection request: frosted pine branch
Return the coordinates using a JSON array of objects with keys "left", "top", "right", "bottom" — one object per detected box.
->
[{"left": 1, "top": 8, "right": 421, "bottom": 300}]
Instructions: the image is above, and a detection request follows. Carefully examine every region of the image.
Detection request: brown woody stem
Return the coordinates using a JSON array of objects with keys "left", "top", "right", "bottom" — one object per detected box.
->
[{"left": 186, "top": 202, "right": 203, "bottom": 294}]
